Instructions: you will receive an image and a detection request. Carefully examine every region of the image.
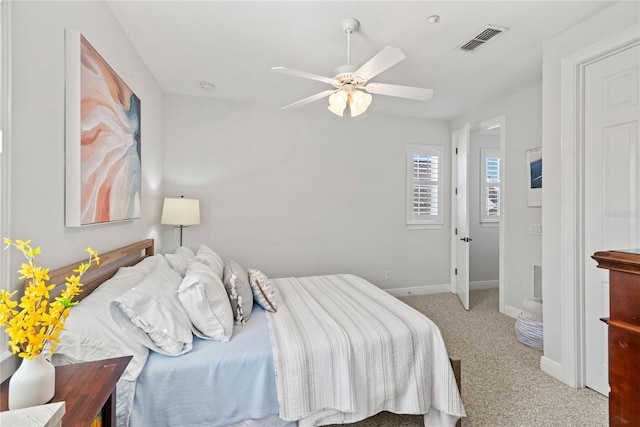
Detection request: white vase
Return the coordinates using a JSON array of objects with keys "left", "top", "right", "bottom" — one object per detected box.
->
[{"left": 8, "top": 354, "right": 56, "bottom": 410}]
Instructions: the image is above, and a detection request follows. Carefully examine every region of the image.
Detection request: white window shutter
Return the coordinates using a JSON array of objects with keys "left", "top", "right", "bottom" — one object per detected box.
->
[
  {"left": 481, "top": 148, "right": 501, "bottom": 222},
  {"left": 407, "top": 145, "right": 443, "bottom": 226}
]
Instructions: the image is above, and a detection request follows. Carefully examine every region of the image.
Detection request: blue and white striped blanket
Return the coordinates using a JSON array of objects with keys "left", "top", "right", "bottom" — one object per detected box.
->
[{"left": 267, "top": 274, "right": 465, "bottom": 427}]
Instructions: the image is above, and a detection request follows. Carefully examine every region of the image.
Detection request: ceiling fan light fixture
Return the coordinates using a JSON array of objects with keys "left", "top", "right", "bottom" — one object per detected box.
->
[
  {"left": 349, "top": 90, "right": 372, "bottom": 117},
  {"left": 328, "top": 90, "right": 348, "bottom": 116}
]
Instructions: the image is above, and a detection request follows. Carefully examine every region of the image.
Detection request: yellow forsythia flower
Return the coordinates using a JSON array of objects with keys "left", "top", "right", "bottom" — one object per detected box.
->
[{"left": 0, "top": 239, "right": 98, "bottom": 360}]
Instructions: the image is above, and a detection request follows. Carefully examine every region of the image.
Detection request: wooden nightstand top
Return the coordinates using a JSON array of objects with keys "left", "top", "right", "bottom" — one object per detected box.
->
[{"left": 1, "top": 356, "right": 132, "bottom": 427}]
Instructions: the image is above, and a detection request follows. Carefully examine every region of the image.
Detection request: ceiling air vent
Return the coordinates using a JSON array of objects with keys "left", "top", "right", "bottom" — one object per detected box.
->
[{"left": 457, "top": 25, "right": 508, "bottom": 52}]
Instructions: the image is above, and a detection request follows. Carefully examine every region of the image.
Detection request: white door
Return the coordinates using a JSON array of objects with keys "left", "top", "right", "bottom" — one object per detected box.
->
[
  {"left": 453, "top": 124, "right": 471, "bottom": 310},
  {"left": 584, "top": 42, "right": 639, "bottom": 396}
]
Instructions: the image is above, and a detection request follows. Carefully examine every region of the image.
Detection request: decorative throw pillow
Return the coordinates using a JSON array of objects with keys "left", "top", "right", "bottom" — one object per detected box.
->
[
  {"left": 247, "top": 269, "right": 278, "bottom": 312},
  {"left": 165, "top": 246, "right": 196, "bottom": 277},
  {"left": 194, "top": 244, "right": 225, "bottom": 279},
  {"left": 110, "top": 256, "right": 193, "bottom": 356},
  {"left": 222, "top": 260, "right": 254, "bottom": 325},
  {"left": 178, "top": 260, "right": 234, "bottom": 341}
]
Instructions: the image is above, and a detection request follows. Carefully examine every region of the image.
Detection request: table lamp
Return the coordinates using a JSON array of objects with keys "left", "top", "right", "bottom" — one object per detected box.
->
[{"left": 161, "top": 196, "right": 200, "bottom": 246}]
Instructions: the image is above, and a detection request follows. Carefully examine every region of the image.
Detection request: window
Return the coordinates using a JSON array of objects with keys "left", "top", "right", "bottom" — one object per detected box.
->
[
  {"left": 406, "top": 144, "right": 443, "bottom": 227},
  {"left": 481, "top": 147, "right": 501, "bottom": 223}
]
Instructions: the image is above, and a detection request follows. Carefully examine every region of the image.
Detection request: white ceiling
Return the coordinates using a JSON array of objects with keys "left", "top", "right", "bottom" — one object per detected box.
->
[{"left": 107, "top": 1, "right": 617, "bottom": 121}]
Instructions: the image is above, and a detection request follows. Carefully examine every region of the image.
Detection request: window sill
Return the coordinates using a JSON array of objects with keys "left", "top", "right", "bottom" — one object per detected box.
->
[
  {"left": 407, "top": 223, "right": 443, "bottom": 230},
  {"left": 480, "top": 221, "right": 500, "bottom": 228}
]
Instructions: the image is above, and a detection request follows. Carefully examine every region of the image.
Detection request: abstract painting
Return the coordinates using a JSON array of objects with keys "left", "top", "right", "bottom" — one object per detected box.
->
[
  {"left": 526, "top": 147, "right": 542, "bottom": 207},
  {"left": 65, "top": 31, "right": 141, "bottom": 226}
]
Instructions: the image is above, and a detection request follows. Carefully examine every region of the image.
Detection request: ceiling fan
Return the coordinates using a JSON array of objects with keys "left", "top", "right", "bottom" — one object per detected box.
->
[{"left": 272, "top": 17, "right": 434, "bottom": 117}]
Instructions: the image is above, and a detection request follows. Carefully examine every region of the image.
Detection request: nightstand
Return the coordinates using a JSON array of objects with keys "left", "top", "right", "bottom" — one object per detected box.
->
[{"left": 0, "top": 356, "right": 131, "bottom": 427}]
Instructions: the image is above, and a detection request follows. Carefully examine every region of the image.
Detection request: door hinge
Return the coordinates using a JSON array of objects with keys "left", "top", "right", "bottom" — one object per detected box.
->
[
  {"left": 455, "top": 188, "right": 458, "bottom": 195},
  {"left": 455, "top": 148, "right": 458, "bottom": 154},
  {"left": 455, "top": 268, "right": 458, "bottom": 275},
  {"left": 455, "top": 228, "right": 458, "bottom": 235}
]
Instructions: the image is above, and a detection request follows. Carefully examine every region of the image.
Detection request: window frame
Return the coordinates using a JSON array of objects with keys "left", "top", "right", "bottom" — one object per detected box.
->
[
  {"left": 480, "top": 147, "right": 501, "bottom": 224},
  {"left": 406, "top": 144, "right": 444, "bottom": 229}
]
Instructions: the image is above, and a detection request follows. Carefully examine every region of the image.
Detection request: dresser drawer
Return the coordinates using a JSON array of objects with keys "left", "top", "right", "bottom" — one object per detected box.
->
[
  {"left": 609, "top": 271, "right": 640, "bottom": 327},
  {"left": 608, "top": 324, "right": 640, "bottom": 426}
]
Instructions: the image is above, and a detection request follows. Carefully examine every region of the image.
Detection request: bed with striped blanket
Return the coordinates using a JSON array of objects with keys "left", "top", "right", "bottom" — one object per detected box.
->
[{"left": 268, "top": 274, "right": 465, "bottom": 427}]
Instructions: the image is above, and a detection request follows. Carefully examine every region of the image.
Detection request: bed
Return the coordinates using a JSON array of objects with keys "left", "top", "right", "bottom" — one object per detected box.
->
[{"left": 46, "top": 239, "right": 465, "bottom": 427}]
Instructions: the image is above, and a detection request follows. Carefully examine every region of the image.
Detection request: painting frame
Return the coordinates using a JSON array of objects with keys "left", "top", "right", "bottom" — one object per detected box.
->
[
  {"left": 65, "top": 30, "right": 141, "bottom": 227},
  {"left": 526, "top": 147, "right": 542, "bottom": 207}
]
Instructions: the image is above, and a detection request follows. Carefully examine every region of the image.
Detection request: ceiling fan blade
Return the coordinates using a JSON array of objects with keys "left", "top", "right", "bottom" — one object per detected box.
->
[
  {"left": 281, "top": 89, "right": 335, "bottom": 109},
  {"left": 271, "top": 67, "right": 336, "bottom": 85},
  {"left": 355, "top": 46, "right": 407, "bottom": 81},
  {"left": 365, "top": 82, "right": 434, "bottom": 101}
]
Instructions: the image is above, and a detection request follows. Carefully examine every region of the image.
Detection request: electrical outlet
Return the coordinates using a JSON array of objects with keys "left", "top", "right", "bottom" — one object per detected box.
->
[
  {"left": 385, "top": 271, "right": 391, "bottom": 280},
  {"left": 529, "top": 224, "right": 542, "bottom": 236}
]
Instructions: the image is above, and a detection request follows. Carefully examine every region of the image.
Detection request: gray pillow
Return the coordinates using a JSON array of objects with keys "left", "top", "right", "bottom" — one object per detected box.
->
[{"left": 223, "top": 260, "right": 254, "bottom": 325}]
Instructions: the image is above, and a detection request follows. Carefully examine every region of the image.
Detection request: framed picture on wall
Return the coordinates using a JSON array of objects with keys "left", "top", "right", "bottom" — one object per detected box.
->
[
  {"left": 526, "top": 147, "right": 542, "bottom": 207},
  {"left": 65, "top": 30, "right": 141, "bottom": 227}
]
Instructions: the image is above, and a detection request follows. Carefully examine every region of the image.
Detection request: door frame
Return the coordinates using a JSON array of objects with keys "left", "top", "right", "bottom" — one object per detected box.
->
[
  {"left": 450, "top": 115, "right": 506, "bottom": 314},
  {"left": 559, "top": 25, "right": 639, "bottom": 388}
]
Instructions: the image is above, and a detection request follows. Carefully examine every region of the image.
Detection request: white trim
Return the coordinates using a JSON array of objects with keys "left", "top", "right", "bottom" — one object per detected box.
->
[
  {"left": 470, "top": 280, "right": 499, "bottom": 290},
  {"left": 540, "top": 356, "right": 564, "bottom": 383},
  {"left": 503, "top": 304, "right": 521, "bottom": 319},
  {"left": 0, "top": 0, "right": 12, "bottom": 361},
  {"left": 386, "top": 283, "right": 451, "bottom": 298},
  {"left": 559, "top": 25, "right": 640, "bottom": 388}
]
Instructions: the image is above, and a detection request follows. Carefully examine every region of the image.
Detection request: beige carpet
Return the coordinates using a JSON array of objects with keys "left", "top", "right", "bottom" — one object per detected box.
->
[{"left": 329, "top": 289, "right": 608, "bottom": 427}]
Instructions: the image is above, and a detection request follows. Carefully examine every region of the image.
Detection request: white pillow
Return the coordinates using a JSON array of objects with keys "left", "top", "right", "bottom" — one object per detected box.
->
[
  {"left": 165, "top": 246, "right": 195, "bottom": 277},
  {"left": 194, "top": 244, "right": 225, "bottom": 279},
  {"left": 223, "top": 260, "right": 253, "bottom": 325},
  {"left": 110, "top": 256, "right": 193, "bottom": 356},
  {"left": 52, "top": 254, "right": 164, "bottom": 381},
  {"left": 247, "top": 269, "right": 278, "bottom": 312},
  {"left": 178, "top": 260, "right": 234, "bottom": 341}
]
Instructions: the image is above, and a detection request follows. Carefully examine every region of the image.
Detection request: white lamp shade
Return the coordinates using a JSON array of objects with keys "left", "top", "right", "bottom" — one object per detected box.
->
[
  {"left": 349, "top": 90, "right": 372, "bottom": 117},
  {"left": 161, "top": 197, "right": 200, "bottom": 226},
  {"left": 328, "top": 90, "right": 348, "bottom": 117}
]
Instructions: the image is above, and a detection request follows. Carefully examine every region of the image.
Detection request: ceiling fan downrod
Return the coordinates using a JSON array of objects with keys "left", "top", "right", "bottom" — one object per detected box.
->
[{"left": 342, "top": 18, "right": 359, "bottom": 66}]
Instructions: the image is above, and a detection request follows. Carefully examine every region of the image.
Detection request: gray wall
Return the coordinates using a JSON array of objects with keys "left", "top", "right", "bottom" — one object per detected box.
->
[
  {"left": 162, "top": 93, "right": 453, "bottom": 291},
  {"left": 2, "top": 1, "right": 165, "bottom": 379},
  {"left": 452, "top": 84, "right": 543, "bottom": 316}
]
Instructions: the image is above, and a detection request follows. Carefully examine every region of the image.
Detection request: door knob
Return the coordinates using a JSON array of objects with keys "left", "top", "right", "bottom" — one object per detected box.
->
[{"left": 459, "top": 237, "right": 472, "bottom": 242}]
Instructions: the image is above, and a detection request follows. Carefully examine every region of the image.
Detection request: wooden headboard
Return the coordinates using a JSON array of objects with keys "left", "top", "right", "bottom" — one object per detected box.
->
[{"left": 33, "top": 239, "right": 154, "bottom": 302}]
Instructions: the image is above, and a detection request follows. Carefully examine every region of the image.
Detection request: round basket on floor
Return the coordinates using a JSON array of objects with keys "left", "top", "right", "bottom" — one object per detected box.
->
[{"left": 515, "top": 314, "right": 543, "bottom": 350}]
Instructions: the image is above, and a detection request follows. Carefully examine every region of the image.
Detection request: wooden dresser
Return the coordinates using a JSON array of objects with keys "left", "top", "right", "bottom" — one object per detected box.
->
[{"left": 592, "top": 249, "right": 640, "bottom": 426}]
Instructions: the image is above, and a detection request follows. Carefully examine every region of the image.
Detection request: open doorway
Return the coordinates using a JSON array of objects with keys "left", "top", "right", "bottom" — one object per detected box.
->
[
  {"left": 451, "top": 116, "right": 505, "bottom": 313},
  {"left": 468, "top": 126, "right": 500, "bottom": 293}
]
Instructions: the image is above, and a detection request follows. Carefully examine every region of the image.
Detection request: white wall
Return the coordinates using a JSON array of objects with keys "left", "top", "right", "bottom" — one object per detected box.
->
[
  {"left": 469, "top": 132, "right": 499, "bottom": 284},
  {"left": 1, "top": 1, "right": 165, "bottom": 380},
  {"left": 452, "top": 84, "right": 543, "bottom": 316},
  {"left": 162, "top": 94, "right": 453, "bottom": 292},
  {"left": 541, "top": 1, "right": 639, "bottom": 383}
]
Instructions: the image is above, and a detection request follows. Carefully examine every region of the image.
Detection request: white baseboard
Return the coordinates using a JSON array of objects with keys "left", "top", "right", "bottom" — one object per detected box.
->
[
  {"left": 470, "top": 280, "right": 499, "bottom": 290},
  {"left": 386, "top": 283, "right": 451, "bottom": 297},
  {"left": 540, "top": 356, "right": 564, "bottom": 383},
  {"left": 503, "top": 304, "right": 521, "bottom": 319}
]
